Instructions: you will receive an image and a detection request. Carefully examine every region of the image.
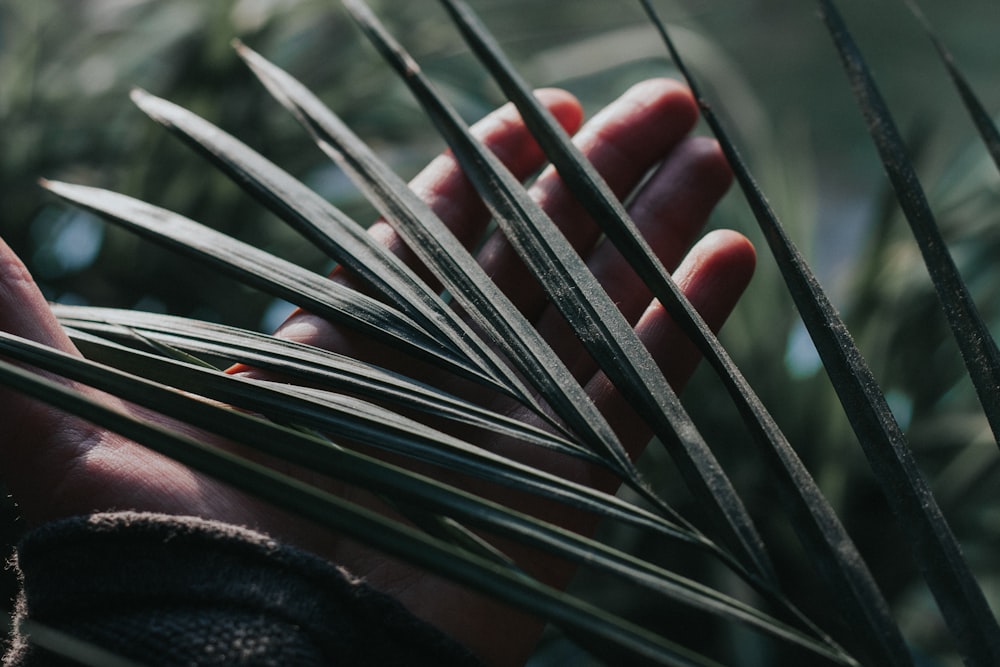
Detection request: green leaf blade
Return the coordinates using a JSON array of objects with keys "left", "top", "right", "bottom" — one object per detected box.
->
[
  {"left": 0, "top": 352, "right": 715, "bottom": 667},
  {"left": 904, "top": 0, "right": 1000, "bottom": 177},
  {"left": 38, "top": 327, "right": 684, "bottom": 542},
  {"left": 638, "top": 0, "right": 996, "bottom": 663},
  {"left": 439, "top": 5, "right": 903, "bottom": 662},
  {"left": 339, "top": 0, "right": 775, "bottom": 586},
  {"left": 0, "top": 334, "right": 846, "bottom": 663},
  {"left": 818, "top": 0, "right": 1000, "bottom": 453},
  {"left": 57, "top": 305, "right": 593, "bottom": 461},
  {"left": 816, "top": 1, "right": 1000, "bottom": 663},
  {"left": 128, "top": 87, "right": 530, "bottom": 404},
  {"left": 40, "top": 179, "right": 494, "bottom": 390},
  {"left": 234, "top": 41, "right": 660, "bottom": 495}
]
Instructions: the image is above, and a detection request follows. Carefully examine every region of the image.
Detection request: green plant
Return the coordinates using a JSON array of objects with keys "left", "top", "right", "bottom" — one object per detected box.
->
[{"left": 2, "top": 0, "right": 999, "bottom": 665}]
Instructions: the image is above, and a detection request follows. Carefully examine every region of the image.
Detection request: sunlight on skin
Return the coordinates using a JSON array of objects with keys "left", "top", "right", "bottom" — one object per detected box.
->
[{"left": 0, "top": 79, "right": 753, "bottom": 666}]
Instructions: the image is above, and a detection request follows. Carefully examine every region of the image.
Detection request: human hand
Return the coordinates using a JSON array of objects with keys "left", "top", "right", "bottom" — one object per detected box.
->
[{"left": 0, "top": 79, "right": 752, "bottom": 665}]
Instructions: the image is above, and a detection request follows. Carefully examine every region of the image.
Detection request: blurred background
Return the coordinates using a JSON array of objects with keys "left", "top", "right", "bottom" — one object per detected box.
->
[{"left": 1, "top": 0, "right": 999, "bottom": 664}]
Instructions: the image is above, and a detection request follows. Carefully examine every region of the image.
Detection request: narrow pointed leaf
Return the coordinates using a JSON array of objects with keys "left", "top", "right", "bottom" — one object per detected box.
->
[
  {"left": 0, "top": 336, "right": 847, "bottom": 662},
  {"left": 640, "top": 0, "right": 996, "bottom": 663},
  {"left": 439, "top": 3, "right": 900, "bottom": 661},
  {"left": 55, "top": 306, "right": 595, "bottom": 462},
  {"left": 819, "top": 0, "right": 1000, "bottom": 451},
  {"left": 40, "top": 179, "right": 495, "bottom": 390},
  {"left": 129, "top": 88, "right": 537, "bottom": 406},
  {"left": 0, "top": 355, "right": 719, "bottom": 667},
  {"left": 41, "top": 328, "right": 693, "bottom": 542},
  {"left": 63, "top": 321, "right": 762, "bottom": 579},
  {"left": 816, "top": 2, "right": 1000, "bottom": 663},
  {"left": 904, "top": 0, "right": 1000, "bottom": 175},
  {"left": 19, "top": 622, "right": 147, "bottom": 667},
  {"left": 339, "top": 0, "right": 775, "bottom": 585},
  {"left": 235, "top": 41, "right": 663, "bottom": 499}
]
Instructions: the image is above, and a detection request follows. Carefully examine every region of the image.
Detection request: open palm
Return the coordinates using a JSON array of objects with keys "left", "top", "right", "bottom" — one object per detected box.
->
[{"left": 0, "top": 79, "right": 752, "bottom": 666}]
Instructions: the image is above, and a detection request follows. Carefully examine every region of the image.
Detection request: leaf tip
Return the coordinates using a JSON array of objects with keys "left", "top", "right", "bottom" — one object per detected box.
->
[
  {"left": 37, "top": 178, "right": 72, "bottom": 200},
  {"left": 231, "top": 39, "right": 258, "bottom": 64},
  {"left": 129, "top": 87, "right": 150, "bottom": 106},
  {"left": 232, "top": 40, "right": 264, "bottom": 74}
]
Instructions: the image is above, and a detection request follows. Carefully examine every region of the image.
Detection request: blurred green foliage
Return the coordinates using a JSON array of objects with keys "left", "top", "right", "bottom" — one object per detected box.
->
[{"left": 2, "top": 0, "right": 1000, "bottom": 664}]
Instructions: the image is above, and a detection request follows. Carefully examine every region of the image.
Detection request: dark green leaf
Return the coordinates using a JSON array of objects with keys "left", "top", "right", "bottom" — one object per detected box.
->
[
  {"left": 45, "top": 327, "right": 690, "bottom": 541},
  {"left": 234, "top": 41, "right": 668, "bottom": 506},
  {"left": 816, "top": 1, "right": 1000, "bottom": 663},
  {"left": 904, "top": 0, "right": 1000, "bottom": 176},
  {"left": 819, "top": 0, "right": 1000, "bottom": 452},
  {"left": 40, "top": 179, "right": 494, "bottom": 389},
  {"left": 639, "top": 0, "right": 995, "bottom": 663},
  {"left": 0, "top": 334, "right": 840, "bottom": 663},
  {"left": 129, "top": 88, "right": 533, "bottom": 406},
  {"left": 58, "top": 306, "right": 593, "bottom": 460},
  {"left": 338, "top": 0, "right": 775, "bottom": 586},
  {"left": 19, "top": 621, "right": 147, "bottom": 667},
  {"left": 439, "top": 1, "right": 896, "bottom": 658},
  {"left": 0, "top": 353, "right": 718, "bottom": 667}
]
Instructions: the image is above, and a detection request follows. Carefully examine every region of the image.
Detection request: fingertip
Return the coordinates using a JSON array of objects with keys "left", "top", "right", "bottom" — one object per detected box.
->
[
  {"left": 387, "top": 88, "right": 584, "bottom": 266},
  {"left": 675, "top": 229, "right": 756, "bottom": 326},
  {"left": 619, "top": 78, "right": 699, "bottom": 135},
  {"left": 703, "top": 228, "right": 756, "bottom": 280},
  {"left": 625, "top": 229, "right": 755, "bottom": 397},
  {"left": 532, "top": 87, "right": 584, "bottom": 136},
  {"left": 686, "top": 136, "right": 734, "bottom": 194},
  {"left": 475, "top": 87, "right": 582, "bottom": 147},
  {"left": 414, "top": 87, "right": 581, "bottom": 195}
]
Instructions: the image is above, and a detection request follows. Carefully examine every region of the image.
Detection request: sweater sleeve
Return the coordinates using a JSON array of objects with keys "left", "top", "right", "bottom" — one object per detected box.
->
[{"left": 4, "top": 512, "right": 484, "bottom": 667}]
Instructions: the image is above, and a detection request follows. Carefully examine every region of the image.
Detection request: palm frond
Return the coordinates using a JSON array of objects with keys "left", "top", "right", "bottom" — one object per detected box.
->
[
  {"left": 338, "top": 0, "right": 775, "bottom": 587},
  {"left": 816, "top": 1, "right": 1000, "bottom": 662},
  {"left": 903, "top": 0, "right": 1000, "bottom": 176},
  {"left": 56, "top": 306, "right": 592, "bottom": 459},
  {"left": 818, "top": 0, "right": 1000, "bottom": 459},
  {"left": 128, "top": 88, "right": 537, "bottom": 411},
  {"left": 438, "top": 3, "right": 909, "bottom": 664},
  {"left": 40, "top": 180, "right": 498, "bottom": 391},
  {"left": 2, "top": 1, "right": 998, "bottom": 664},
  {"left": 234, "top": 41, "right": 670, "bottom": 512},
  {"left": 33, "top": 326, "right": 690, "bottom": 543},
  {"left": 17, "top": 621, "right": 147, "bottom": 667},
  {"left": 0, "top": 332, "right": 848, "bottom": 664},
  {"left": 3, "top": 350, "right": 719, "bottom": 665},
  {"left": 638, "top": 1, "right": 990, "bottom": 664}
]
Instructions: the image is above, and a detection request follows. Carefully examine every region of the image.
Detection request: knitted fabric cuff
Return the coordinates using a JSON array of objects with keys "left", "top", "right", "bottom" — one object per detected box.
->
[{"left": 5, "top": 512, "right": 483, "bottom": 667}]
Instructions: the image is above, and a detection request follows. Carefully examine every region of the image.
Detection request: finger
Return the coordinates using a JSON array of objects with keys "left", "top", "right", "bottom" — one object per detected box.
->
[
  {"left": 535, "top": 136, "right": 733, "bottom": 377},
  {"left": 589, "top": 136, "right": 733, "bottom": 319},
  {"left": 347, "top": 88, "right": 584, "bottom": 287},
  {"left": 585, "top": 229, "right": 756, "bottom": 458},
  {"left": 476, "top": 78, "right": 699, "bottom": 316}
]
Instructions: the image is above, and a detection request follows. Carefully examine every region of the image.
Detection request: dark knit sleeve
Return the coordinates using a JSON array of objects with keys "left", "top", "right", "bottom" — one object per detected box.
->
[{"left": 4, "top": 512, "right": 484, "bottom": 667}]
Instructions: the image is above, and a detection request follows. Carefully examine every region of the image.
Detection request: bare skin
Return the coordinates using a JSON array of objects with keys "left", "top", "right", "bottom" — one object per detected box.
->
[{"left": 0, "top": 79, "right": 754, "bottom": 666}]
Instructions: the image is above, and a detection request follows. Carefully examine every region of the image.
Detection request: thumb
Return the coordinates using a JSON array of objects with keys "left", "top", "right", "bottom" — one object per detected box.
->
[
  {"left": 0, "top": 237, "right": 79, "bottom": 354},
  {"left": 0, "top": 236, "right": 104, "bottom": 520},
  {"left": 0, "top": 237, "right": 294, "bottom": 529}
]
